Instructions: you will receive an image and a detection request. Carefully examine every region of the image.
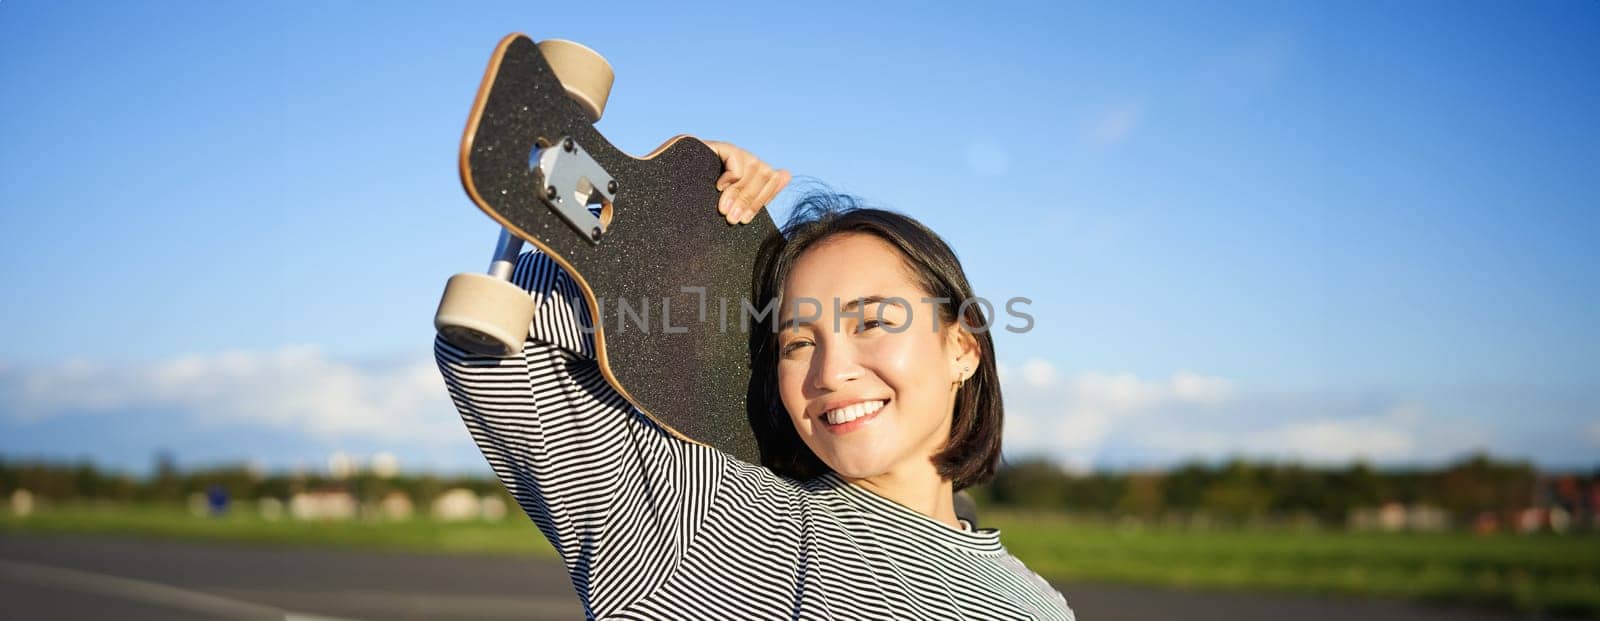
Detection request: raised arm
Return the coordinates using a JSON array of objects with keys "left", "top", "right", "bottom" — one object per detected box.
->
[
  {"left": 435, "top": 248, "right": 725, "bottom": 616},
  {"left": 435, "top": 140, "right": 787, "bottom": 617}
]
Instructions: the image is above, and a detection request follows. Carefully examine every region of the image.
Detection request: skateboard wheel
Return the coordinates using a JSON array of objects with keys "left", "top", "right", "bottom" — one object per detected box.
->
[
  {"left": 537, "top": 39, "right": 614, "bottom": 122},
  {"left": 435, "top": 273, "right": 537, "bottom": 357}
]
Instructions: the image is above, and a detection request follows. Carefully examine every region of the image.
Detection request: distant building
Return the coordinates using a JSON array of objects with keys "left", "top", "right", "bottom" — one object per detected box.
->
[
  {"left": 9, "top": 489, "right": 34, "bottom": 517},
  {"left": 290, "top": 488, "right": 357, "bottom": 521},
  {"left": 378, "top": 491, "right": 414, "bottom": 521},
  {"left": 258, "top": 497, "right": 285, "bottom": 521},
  {"left": 1349, "top": 503, "right": 1449, "bottom": 532},
  {"left": 431, "top": 488, "right": 480, "bottom": 522},
  {"left": 480, "top": 495, "right": 507, "bottom": 522}
]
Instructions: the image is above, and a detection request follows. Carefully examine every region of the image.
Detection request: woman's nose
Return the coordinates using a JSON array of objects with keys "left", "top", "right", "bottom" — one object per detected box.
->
[{"left": 810, "top": 340, "right": 863, "bottom": 391}]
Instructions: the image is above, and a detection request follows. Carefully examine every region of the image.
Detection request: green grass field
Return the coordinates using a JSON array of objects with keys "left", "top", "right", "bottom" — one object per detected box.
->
[
  {"left": 991, "top": 510, "right": 1600, "bottom": 618},
  {"left": 0, "top": 503, "right": 558, "bottom": 557},
  {"left": 4, "top": 504, "right": 1596, "bottom": 618}
]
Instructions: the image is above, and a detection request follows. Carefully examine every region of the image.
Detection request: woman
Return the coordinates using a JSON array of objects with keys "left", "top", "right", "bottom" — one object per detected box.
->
[{"left": 435, "top": 141, "right": 1075, "bottom": 620}]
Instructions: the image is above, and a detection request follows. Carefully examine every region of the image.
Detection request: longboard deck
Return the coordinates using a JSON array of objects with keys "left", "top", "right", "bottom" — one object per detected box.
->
[{"left": 458, "top": 33, "right": 778, "bottom": 464}]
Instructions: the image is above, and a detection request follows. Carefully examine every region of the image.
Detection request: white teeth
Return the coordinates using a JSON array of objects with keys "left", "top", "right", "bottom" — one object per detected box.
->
[{"left": 825, "top": 400, "right": 884, "bottom": 425}]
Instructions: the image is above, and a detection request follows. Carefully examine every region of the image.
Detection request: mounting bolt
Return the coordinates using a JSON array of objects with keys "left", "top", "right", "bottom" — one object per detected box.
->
[
  {"left": 546, "top": 185, "right": 559, "bottom": 201},
  {"left": 562, "top": 138, "right": 575, "bottom": 153},
  {"left": 607, "top": 180, "right": 618, "bottom": 194},
  {"left": 590, "top": 227, "right": 602, "bottom": 241}
]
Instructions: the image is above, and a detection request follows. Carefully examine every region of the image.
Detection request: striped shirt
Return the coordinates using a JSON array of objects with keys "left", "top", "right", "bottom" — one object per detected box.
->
[{"left": 435, "top": 248, "right": 1076, "bottom": 620}]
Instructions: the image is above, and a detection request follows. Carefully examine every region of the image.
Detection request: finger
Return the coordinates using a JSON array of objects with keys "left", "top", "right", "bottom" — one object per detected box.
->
[
  {"left": 746, "top": 168, "right": 792, "bottom": 223},
  {"left": 702, "top": 139, "right": 733, "bottom": 161},
  {"left": 716, "top": 170, "right": 741, "bottom": 194},
  {"left": 757, "top": 169, "right": 791, "bottom": 209},
  {"left": 717, "top": 168, "right": 747, "bottom": 215},
  {"left": 707, "top": 140, "right": 744, "bottom": 191},
  {"left": 731, "top": 177, "right": 759, "bottom": 220},
  {"left": 741, "top": 170, "right": 785, "bottom": 224},
  {"left": 720, "top": 182, "right": 748, "bottom": 224},
  {"left": 717, "top": 172, "right": 740, "bottom": 214}
]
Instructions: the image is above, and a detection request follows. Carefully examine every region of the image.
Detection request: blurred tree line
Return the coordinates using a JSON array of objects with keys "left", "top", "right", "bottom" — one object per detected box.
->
[
  {"left": 968, "top": 452, "right": 1596, "bottom": 528},
  {"left": 0, "top": 452, "right": 505, "bottom": 509},
  {"left": 4, "top": 451, "right": 1594, "bottom": 529}
]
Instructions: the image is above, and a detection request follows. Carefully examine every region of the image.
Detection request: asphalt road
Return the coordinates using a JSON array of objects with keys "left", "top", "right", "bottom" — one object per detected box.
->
[{"left": 0, "top": 534, "right": 1548, "bottom": 620}]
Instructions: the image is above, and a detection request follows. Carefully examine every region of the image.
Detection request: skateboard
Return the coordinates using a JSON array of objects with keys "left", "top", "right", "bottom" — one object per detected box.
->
[{"left": 434, "top": 34, "right": 776, "bottom": 464}]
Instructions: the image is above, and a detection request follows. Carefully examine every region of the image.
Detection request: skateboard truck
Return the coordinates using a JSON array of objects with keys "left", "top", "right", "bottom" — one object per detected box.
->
[
  {"left": 433, "top": 136, "right": 616, "bottom": 357},
  {"left": 532, "top": 135, "right": 616, "bottom": 243}
]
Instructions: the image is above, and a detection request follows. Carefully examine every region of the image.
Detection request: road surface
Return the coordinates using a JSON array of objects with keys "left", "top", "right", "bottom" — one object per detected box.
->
[{"left": 0, "top": 534, "right": 1547, "bottom": 620}]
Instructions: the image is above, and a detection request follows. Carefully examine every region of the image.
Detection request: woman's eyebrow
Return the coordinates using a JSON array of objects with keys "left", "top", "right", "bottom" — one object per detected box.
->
[
  {"left": 843, "top": 294, "right": 894, "bottom": 312},
  {"left": 776, "top": 315, "right": 810, "bottom": 332},
  {"left": 778, "top": 295, "right": 897, "bottom": 331}
]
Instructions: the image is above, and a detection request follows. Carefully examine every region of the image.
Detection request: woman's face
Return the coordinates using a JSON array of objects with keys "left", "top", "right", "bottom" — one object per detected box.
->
[{"left": 775, "top": 233, "right": 977, "bottom": 481}]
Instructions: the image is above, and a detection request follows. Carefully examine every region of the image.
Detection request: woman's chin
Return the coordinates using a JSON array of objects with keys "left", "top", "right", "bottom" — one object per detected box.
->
[{"left": 822, "top": 453, "right": 891, "bottom": 480}]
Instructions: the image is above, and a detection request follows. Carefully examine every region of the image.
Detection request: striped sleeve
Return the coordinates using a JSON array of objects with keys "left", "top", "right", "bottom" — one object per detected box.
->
[{"left": 434, "top": 249, "right": 727, "bottom": 618}]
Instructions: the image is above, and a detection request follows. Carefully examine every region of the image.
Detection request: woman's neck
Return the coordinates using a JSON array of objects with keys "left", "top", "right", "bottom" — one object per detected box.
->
[{"left": 845, "top": 466, "right": 961, "bottom": 531}]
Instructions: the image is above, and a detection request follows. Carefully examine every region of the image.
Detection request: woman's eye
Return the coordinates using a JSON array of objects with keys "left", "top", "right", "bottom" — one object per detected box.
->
[
  {"left": 781, "top": 341, "right": 812, "bottom": 355},
  {"left": 859, "top": 319, "right": 886, "bottom": 332}
]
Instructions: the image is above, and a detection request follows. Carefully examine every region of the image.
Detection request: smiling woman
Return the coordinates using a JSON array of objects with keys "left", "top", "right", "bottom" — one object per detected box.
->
[
  {"left": 436, "top": 158, "right": 1074, "bottom": 618},
  {"left": 749, "top": 194, "right": 1005, "bottom": 532}
]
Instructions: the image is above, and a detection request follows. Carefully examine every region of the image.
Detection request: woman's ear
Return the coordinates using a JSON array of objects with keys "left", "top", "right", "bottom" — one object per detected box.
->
[{"left": 944, "top": 320, "right": 981, "bottom": 383}]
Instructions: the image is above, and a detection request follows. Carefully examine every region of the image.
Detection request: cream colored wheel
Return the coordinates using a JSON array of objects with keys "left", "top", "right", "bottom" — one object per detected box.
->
[
  {"left": 538, "top": 39, "right": 614, "bottom": 122},
  {"left": 435, "top": 273, "right": 536, "bottom": 357}
]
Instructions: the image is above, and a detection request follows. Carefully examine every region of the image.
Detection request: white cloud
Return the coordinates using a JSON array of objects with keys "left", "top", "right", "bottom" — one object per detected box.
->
[
  {"left": 1171, "top": 371, "right": 1233, "bottom": 404},
  {"left": 1, "top": 346, "right": 457, "bottom": 443},
  {"left": 1000, "top": 359, "right": 1233, "bottom": 459},
  {"left": 996, "top": 358, "right": 1489, "bottom": 467},
  {"left": 1052, "top": 408, "right": 1112, "bottom": 453},
  {"left": 1050, "top": 363, "right": 1232, "bottom": 412},
  {"left": 1020, "top": 358, "right": 1058, "bottom": 389},
  {"left": 1147, "top": 414, "right": 1418, "bottom": 464},
  {"left": 1268, "top": 418, "right": 1416, "bottom": 462}
]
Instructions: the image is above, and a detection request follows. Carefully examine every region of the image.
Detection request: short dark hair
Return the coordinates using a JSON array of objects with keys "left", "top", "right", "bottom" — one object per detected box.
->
[{"left": 746, "top": 190, "right": 1003, "bottom": 491}]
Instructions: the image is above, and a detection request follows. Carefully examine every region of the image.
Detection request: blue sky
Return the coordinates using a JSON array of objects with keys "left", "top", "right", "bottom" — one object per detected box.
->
[{"left": 1, "top": 1, "right": 1595, "bottom": 474}]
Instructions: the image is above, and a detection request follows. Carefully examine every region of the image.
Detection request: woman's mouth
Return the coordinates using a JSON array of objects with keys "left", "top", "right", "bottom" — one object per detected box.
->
[{"left": 822, "top": 399, "right": 888, "bottom": 435}]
